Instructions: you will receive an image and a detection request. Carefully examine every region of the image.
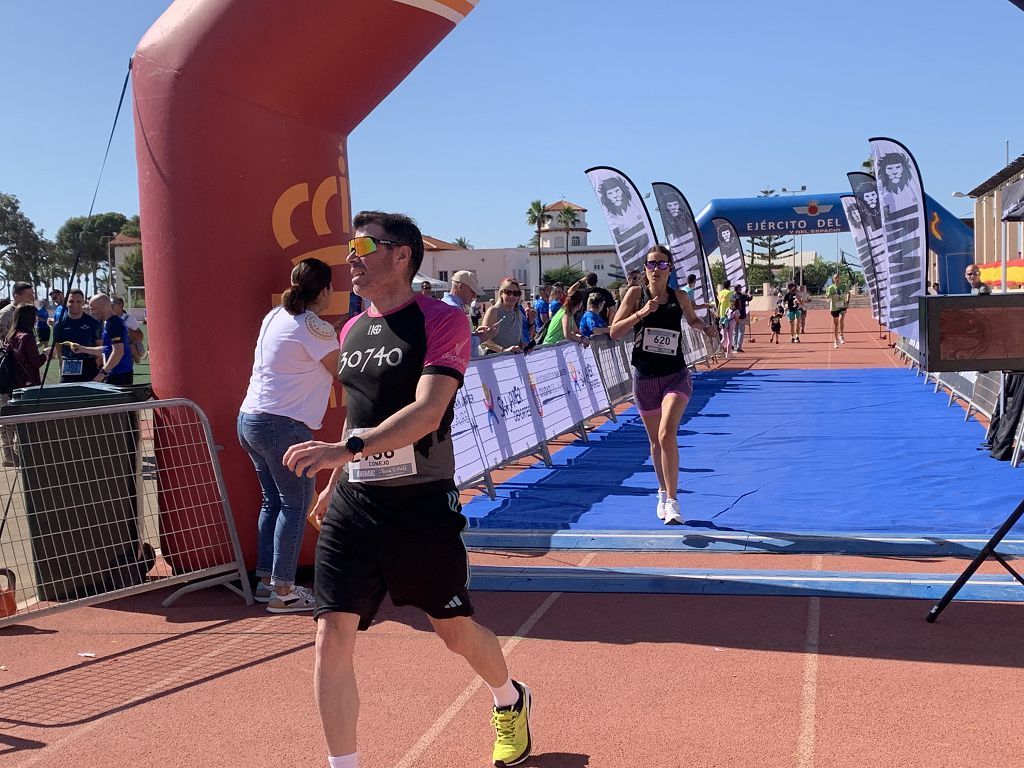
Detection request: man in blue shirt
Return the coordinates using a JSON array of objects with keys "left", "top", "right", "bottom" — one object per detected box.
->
[
  {"left": 441, "top": 270, "right": 496, "bottom": 358},
  {"left": 67, "top": 294, "right": 133, "bottom": 385},
  {"left": 52, "top": 289, "right": 102, "bottom": 383},
  {"left": 35, "top": 301, "right": 50, "bottom": 344},
  {"left": 534, "top": 284, "right": 552, "bottom": 333}
]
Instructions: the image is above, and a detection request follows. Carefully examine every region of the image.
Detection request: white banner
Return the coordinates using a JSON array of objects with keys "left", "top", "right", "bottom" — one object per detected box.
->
[
  {"left": 450, "top": 342, "right": 617, "bottom": 485},
  {"left": 652, "top": 182, "right": 713, "bottom": 307},
  {"left": 590, "top": 334, "right": 632, "bottom": 403},
  {"left": 869, "top": 137, "right": 927, "bottom": 340},
  {"left": 848, "top": 171, "right": 889, "bottom": 324},
  {"left": 840, "top": 195, "right": 882, "bottom": 320},
  {"left": 712, "top": 217, "right": 748, "bottom": 290},
  {"left": 584, "top": 166, "right": 659, "bottom": 276}
]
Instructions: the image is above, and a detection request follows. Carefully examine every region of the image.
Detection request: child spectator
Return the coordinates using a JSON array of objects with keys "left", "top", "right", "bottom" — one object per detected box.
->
[{"left": 579, "top": 294, "right": 609, "bottom": 338}]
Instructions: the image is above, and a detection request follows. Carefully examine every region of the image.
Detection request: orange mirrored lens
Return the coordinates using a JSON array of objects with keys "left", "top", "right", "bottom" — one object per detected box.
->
[{"left": 347, "top": 237, "right": 377, "bottom": 257}]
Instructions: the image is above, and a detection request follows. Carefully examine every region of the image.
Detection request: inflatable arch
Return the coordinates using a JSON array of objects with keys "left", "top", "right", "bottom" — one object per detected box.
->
[
  {"left": 132, "top": 0, "right": 476, "bottom": 566},
  {"left": 695, "top": 192, "right": 974, "bottom": 292}
]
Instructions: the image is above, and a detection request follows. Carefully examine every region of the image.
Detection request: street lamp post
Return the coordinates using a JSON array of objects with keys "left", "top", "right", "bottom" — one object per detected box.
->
[{"left": 782, "top": 186, "right": 806, "bottom": 286}]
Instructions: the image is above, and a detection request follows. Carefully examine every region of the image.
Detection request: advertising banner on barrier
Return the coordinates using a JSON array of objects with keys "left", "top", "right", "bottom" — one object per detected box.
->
[
  {"left": 590, "top": 335, "right": 632, "bottom": 404},
  {"left": 465, "top": 354, "right": 544, "bottom": 468},
  {"left": 652, "top": 182, "right": 714, "bottom": 307},
  {"left": 869, "top": 137, "right": 927, "bottom": 341},
  {"left": 712, "top": 217, "right": 747, "bottom": 289},
  {"left": 840, "top": 195, "right": 882, "bottom": 320},
  {"left": 848, "top": 171, "right": 889, "bottom": 324},
  {"left": 524, "top": 343, "right": 610, "bottom": 441},
  {"left": 451, "top": 365, "right": 490, "bottom": 486},
  {"left": 585, "top": 166, "right": 659, "bottom": 276}
]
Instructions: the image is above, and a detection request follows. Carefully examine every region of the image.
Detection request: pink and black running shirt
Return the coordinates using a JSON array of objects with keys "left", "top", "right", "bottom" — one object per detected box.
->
[{"left": 337, "top": 294, "right": 471, "bottom": 486}]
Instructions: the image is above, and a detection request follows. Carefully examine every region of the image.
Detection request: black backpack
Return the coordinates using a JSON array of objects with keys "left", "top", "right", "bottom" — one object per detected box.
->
[{"left": 0, "top": 343, "right": 16, "bottom": 395}]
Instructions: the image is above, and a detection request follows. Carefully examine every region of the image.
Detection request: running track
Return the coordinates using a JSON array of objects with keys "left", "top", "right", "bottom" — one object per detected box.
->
[{"left": 2, "top": 308, "right": 1022, "bottom": 768}]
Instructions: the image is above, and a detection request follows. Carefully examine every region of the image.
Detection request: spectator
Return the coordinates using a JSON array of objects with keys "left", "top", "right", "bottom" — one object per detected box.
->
[
  {"left": 442, "top": 270, "right": 497, "bottom": 357},
  {"left": 479, "top": 277, "right": 531, "bottom": 354},
  {"left": 578, "top": 293, "right": 610, "bottom": 338},
  {"left": 0, "top": 282, "right": 35, "bottom": 338},
  {"left": 420, "top": 280, "right": 433, "bottom": 297},
  {"left": 782, "top": 282, "right": 801, "bottom": 343},
  {"left": 579, "top": 272, "right": 615, "bottom": 323},
  {"left": 52, "top": 289, "right": 102, "bottom": 382},
  {"left": 549, "top": 282, "right": 566, "bottom": 318},
  {"left": 542, "top": 288, "right": 588, "bottom": 346},
  {"left": 716, "top": 278, "right": 734, "bottom": 350},
  {"left": 769, "top": 304, "right": 783, "bottom": 344},
  {"left": 35, "top": 300, "right": 50, "bottom": 345},
  {"left": 626, "top": 268, "right": 642, "bottom": 289},
  {"left": 965, "top": 264, "right": 991, "bottom": 295},
  {"left": 111, "top": 295, "right": 146, "bottom": 363},
  {"left": 238, "top": 258, "right": 339, "bottom": 613},
  {"left": 825, "top": 272, "right": 850, "bottom": 348},
  {"left": 682, "top": 273, "right": 709, "bottom": 312},
  {"left": 347, "top": 288, "right": 364, "bottom": 321},
  {"left": 7, "top": 304, "right": 45, "bottom": 389},
  {"left": 732, "top": 283, "right": 752, "bottom": 352},
  {"left": 534, "top": 284, "right": 552, "bottom": 333},
  {"left": 67, "top": 294, "right": 133, "bottom": 385},
  {"left": 469, "top": 295, "right": 483, "bottom": 328},
  {"left": 48, "top": 288, "right": 66, "bottom": 328}
]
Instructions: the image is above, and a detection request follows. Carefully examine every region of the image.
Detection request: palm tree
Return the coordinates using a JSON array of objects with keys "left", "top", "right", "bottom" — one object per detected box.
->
[
  {"left": 454, "top": 236, "right": 472, "bottom": 249},
  {"left": 556, "top": 206, "right": 577, "bottom": 267},
  {"left": 525, "top": 200, "right": 550, "bottom": 285}
]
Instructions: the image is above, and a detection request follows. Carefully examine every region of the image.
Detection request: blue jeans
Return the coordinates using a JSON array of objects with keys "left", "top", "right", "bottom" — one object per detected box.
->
[
  {"left": 733, "top": 319, "right": 746, "bottom": 350},
  {"left": 237, "top": 412, "right": 315, "bottom": 588}
]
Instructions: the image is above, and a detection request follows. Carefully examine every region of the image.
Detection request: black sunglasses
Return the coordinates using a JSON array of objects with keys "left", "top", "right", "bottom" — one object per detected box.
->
[
  {"left": 502, "top": 289, "right": 522, "bottom": 297},
  {"left": 645, "top": 260, "right": 671, "bottom": 271}
]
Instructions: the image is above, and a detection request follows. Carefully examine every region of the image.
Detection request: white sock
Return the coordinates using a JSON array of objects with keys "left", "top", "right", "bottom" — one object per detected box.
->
[
  {"left": 328, "top": 754, "right": 358, "bottom": 768},
  {"left": 489, "top": 677, "right": 519, "bottom": 708}
]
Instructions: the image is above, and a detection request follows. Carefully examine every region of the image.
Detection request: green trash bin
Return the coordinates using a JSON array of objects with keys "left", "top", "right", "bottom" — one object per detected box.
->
[{"left": 1, "top": 382, "right": 154, "bottom": 602}]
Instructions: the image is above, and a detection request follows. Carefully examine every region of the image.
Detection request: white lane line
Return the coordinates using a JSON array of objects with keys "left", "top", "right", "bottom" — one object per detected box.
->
[
  {"left": 12, "top": 616, "right": 276, "bottom": 768},
  {"left": 797, "top": 555, "right": 823, "bottom": 768},
  {"left": 393, "top": 551, "right": 596, "bottom": 768}
]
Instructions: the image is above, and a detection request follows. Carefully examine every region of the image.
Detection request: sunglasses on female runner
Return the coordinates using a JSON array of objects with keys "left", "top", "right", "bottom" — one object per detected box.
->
[
  {"left": 502, "top": 289, "right": 522, "bottom": 297},
  {"left": 347, "top": 236, "right": 406, "bottom": 257},
  {"left": 645, "top": 260, "right": 671, "bottom": 271}
]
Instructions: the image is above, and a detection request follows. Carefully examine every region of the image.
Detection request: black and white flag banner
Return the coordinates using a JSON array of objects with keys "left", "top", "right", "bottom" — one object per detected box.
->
[
  {"left": 652, "top": 182, "right": 714, "bottom": 307},
  {"left": 868, "top": 138, "right": 927, "bottom": 340},
  {"left": 584, "top": 166, "right": 659, "bottom": 276},
  {"left": 712, "top": 217, "right": 748, "bottom": 290},
  {"left": 840, "top": 195, "right": 882, "bottom": 320},
  {"left": 847, "top": 171, "right": 889, "bottom": 325}
]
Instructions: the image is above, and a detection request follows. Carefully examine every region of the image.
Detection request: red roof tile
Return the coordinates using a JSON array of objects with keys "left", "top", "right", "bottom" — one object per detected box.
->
[
  {"left": 544, "top": 200, "right": 587, "bottom": 212},
  {"left": 110, "top": 233, "right": 142, "bottom": 246},
  {"left": 423, "top": 236, "right": 459, "bottom": 251}
]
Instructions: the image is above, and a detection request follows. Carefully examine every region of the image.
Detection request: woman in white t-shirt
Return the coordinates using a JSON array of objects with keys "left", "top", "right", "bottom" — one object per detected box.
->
[{"left": 238, "top": 258, "right": 339, "bottom": 613}]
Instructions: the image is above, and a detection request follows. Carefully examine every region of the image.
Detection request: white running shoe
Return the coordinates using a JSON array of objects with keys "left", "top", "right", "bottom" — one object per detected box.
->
[
  {"left": 834, "top": 341, "right": 839, "bottom": 349},
  {"left": 656, "top": 489, "right": 667, "bottom": 520},
  {"left": 267, "top": 585, "right": 315, "bottom": 613},
  {"left": 663, "top": 499, "right": 683, "bottom": 525},
  {"left": 839, "top": 334, "right": 845, "bottom": 344}
]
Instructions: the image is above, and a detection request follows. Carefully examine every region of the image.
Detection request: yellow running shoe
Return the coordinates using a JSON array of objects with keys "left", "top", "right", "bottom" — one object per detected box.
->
[{"left": 491, "top": 680, "right": 532, "bottom": 767}]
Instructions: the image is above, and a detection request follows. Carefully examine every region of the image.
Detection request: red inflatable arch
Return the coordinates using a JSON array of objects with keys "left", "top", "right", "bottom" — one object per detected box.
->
[{"left": 132, "top": 0, "right": 474, "bottom": 568}]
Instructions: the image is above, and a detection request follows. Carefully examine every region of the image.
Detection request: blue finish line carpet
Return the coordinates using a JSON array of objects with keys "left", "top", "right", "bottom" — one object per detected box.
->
[{"left": 462, "top": 369, "right": 1023, "bottom": 547}]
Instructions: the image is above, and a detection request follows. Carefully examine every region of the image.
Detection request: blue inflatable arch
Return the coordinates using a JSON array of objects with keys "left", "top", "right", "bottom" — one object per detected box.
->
[{"left": 694, "top": 192, "right": 974, "bottom": 292}]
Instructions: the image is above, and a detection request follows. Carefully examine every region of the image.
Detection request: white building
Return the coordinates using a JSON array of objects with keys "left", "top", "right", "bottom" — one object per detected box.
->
[
  {"left": 108, "top": 232, "right": 142, "bottom": 299},
  {"left": 419, "top": 201, "right": 620, "bottom": 299}
]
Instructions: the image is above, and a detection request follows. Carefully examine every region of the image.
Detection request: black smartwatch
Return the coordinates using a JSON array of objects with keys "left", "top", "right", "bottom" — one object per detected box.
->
[{"left": 344, "top": 435, "right": 365, "bottom": 461}]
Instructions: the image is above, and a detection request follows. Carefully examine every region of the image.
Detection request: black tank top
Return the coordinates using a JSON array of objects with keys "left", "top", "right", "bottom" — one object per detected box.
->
[{"left": 631, "top": 287, "right": 686, "bottom": 377}]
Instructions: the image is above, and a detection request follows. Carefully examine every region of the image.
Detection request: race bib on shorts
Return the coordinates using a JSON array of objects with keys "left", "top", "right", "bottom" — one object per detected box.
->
[
  {"left": 642, "top": 327, "right": 680, "bottom": 356},
  {"left": 61, "top": 359, "right": 83, "bottom": 376},
  {"left": 346, "top": 427, "right": 417, "bottom": 482}
]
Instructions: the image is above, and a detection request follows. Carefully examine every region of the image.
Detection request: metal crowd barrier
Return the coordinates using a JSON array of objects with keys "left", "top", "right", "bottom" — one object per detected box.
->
[{"left": 0, "top": 399, "right": 252, "bottom": 629}]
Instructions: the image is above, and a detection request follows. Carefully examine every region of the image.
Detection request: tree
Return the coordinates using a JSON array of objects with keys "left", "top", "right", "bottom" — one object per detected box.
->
[
  {"left": 525, "top": 200, "right": 550, "bottom": 284},
  {"left": 0, "top": 192, "right": 53, "bottom": 288},
  {"left": 121, "top": 214, "right": 141, "bottom": 238},
  {"left": 119, "top": 246, "right": 145, "bottom": 288},
  {"left": 542, "top": 265, "right": 584, "bottom": 286},
  {"left": 54, "top": 211, "right": 128, "bottom": 283},
  {"left": 710, "top": 260, "right": 726, "bottom": 289},
  {"left": 556, "top": 206, "right": 577, "bottom": 267},
  {"left": 747, "top": 189, "right": 794, "bottom": 284},
  {"left": 453, "top": 236, "right": 472, "bottom": 249}
]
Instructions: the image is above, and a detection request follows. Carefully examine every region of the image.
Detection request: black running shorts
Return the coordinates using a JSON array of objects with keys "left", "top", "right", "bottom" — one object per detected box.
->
[{"left": 313, "top": 479, "right": 474, "bottom": 629}]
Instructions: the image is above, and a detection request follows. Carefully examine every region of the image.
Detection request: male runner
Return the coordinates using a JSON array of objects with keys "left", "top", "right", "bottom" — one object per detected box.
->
[{"left": 284, "top": 211, "right": 532, "bottom": 768}]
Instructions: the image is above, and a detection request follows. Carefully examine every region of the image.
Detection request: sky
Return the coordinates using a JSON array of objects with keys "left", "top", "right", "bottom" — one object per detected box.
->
[{"left": 3, "top": 0, "right": 1022, "bottom": 264}]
